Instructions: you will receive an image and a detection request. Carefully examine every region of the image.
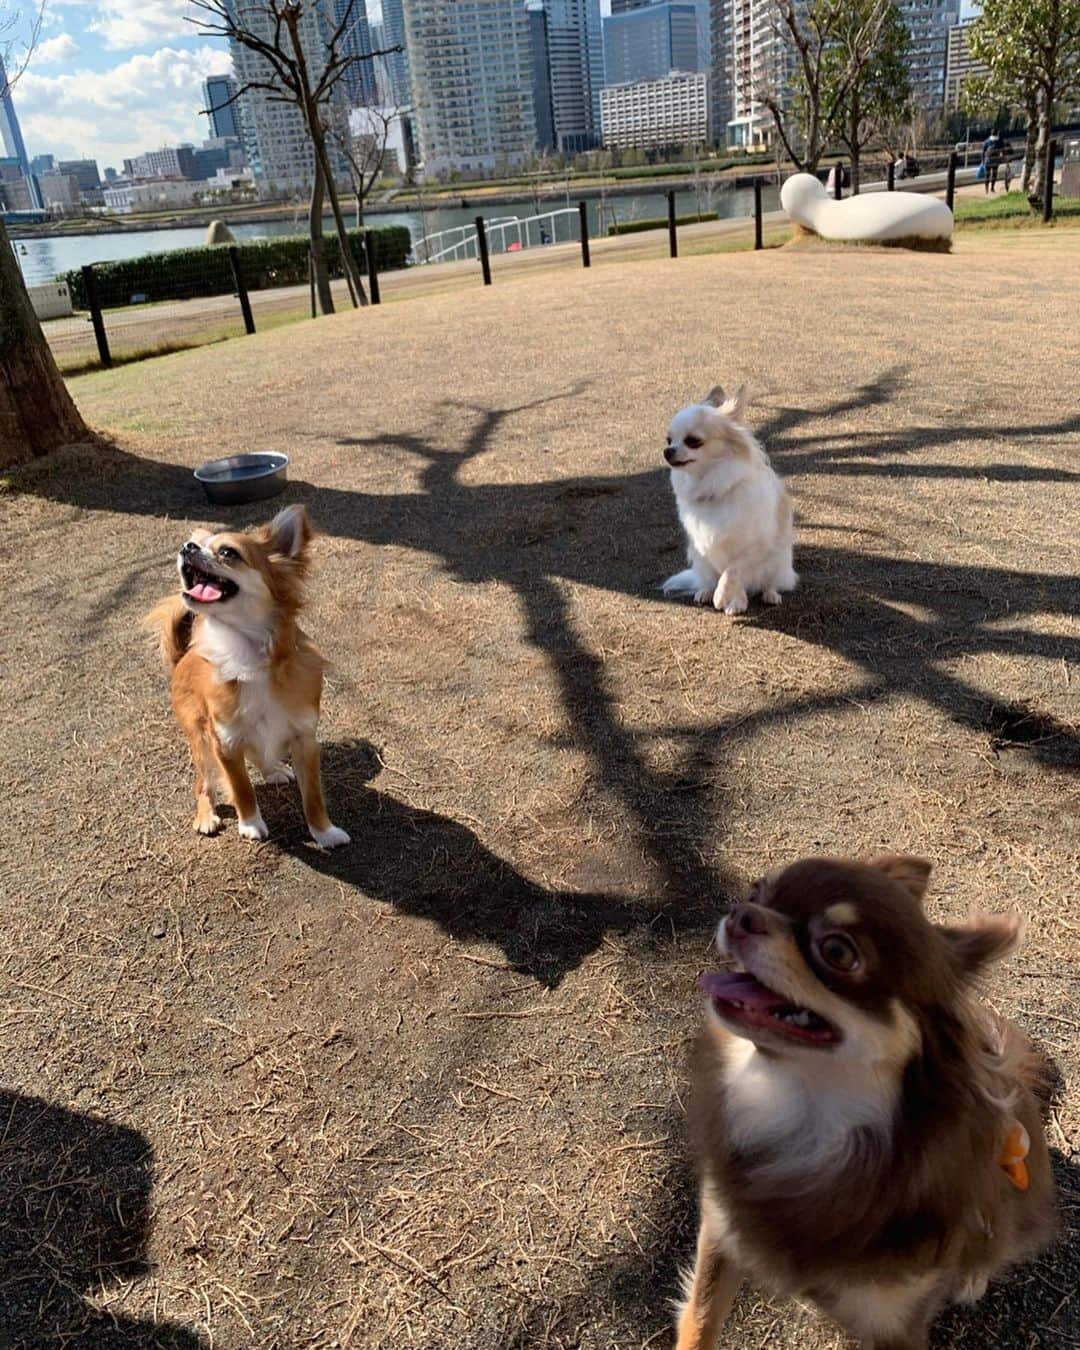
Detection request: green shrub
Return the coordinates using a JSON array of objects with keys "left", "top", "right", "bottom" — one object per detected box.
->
[
  {"left": 63, "top": 226, "right": 412, "bottom": 309},
  {"left": 607, "top": 211, "right": 718, "bottom": 235}
]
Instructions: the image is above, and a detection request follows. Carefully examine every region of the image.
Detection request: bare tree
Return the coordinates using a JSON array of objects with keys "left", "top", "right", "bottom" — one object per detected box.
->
[
  {"left": 192, "top": 0, "right": 401, "bottom": 311},
  {"left": 758, "top": 0, "right": 894, "bottom": 173},
  {"left": 0, "top": 2, "right": 90, "bottom": 466},
  {"left": 327, "top": 100, "right": 402, "bottom": 227}
]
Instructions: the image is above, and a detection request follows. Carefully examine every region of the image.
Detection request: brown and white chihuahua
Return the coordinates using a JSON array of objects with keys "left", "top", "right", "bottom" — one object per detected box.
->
[
  {"left": 677, "top": 855, "right": 1057, "bottom": 1350},
  {"left": 146, "top": 505, "right": 349, "bottom": 848}
]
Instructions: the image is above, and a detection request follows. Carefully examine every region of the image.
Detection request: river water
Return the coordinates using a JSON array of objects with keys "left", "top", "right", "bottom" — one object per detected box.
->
[{"left": 16, "top": 183, "right": 779, "bottom": 287}]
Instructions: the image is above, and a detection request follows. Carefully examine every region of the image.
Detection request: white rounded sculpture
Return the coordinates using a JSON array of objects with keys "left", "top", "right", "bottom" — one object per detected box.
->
[{"left": 780, "top": 172, "right": 953, "bottom": 245}]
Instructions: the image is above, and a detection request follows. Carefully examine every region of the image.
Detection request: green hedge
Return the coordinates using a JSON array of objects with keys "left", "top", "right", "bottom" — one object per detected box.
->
[
  {"left": 63, "top": 225, "right": 412, "bottom": 309},
  {"left": 607, "top": 211, "right": 718, "bottom": 236}
]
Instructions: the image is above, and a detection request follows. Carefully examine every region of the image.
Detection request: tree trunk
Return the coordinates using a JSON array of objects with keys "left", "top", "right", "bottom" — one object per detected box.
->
[
  {"left": 282, "top": 9, "right": 367, "bottom": 309},
  {"left": 309, "top": 162, "right": 334, "bottom": 316},
  {"left": 1035, "top": 83, "right": 1054, "bottom": 208},
  {"left": 0, "top": 221, "right": 88, "bottom": 467},
  {"left": 315, "top": 128, "right": 368, "bottom": 307},
  {"left": 1021, "top": 90, "right": 1039, "bottom": 193}
]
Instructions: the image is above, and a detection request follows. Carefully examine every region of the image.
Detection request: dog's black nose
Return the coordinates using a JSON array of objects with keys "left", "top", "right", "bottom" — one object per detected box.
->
[
  {"left": 663, "top": 445, "right": 678, "bottom": 464},
  {"left": 730, "top": 903, "right": 771, "bottom": 938},
  {"left": 182, "top": 541, "right": 201, "bottom": 556}
]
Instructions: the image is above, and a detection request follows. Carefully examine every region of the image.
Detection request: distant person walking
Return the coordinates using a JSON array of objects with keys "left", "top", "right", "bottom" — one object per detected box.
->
[
  {"left": 983, "top": 132, "right": 1005, "bottom": 193},
  {"left": 1002, "top": 142, "right": 1013, "bottom": 191}
]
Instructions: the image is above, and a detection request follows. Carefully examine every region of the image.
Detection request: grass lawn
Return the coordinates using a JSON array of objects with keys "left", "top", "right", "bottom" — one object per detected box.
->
[
  {"left": 955, "top": 188, "right": 1080, "bottom": 226},
  {"left": 5, "top": 228, "right": 1078, "bottom": 1349}
]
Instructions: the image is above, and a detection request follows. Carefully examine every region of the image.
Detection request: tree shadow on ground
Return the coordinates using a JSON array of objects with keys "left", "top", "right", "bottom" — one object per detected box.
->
[
  {"left": 0, "top": 1090, "right": 203, "bottom": 1348},
  {"left": 14, "top": 383, "right": 1080, "bottom": 913}
]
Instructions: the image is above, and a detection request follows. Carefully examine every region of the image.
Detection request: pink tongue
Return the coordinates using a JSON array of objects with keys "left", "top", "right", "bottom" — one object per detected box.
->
[
  {"left": 698, "top": 971, "right": 788, "bottom": 1012},
  {"left": 188, "top": 581, "right": 223, "bottom": 602}
]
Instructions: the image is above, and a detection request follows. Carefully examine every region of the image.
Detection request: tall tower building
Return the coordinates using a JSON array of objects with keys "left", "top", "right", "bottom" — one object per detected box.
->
[
  {"left": 378, "top": 0, "right": 414, "bottom": 106},
  {"left": 895, "top": 0, "right": 961, "bottom": 106},
  {"left": 724, "top": 0, "right": 797, "bottom": 149},
  {"left": 534, "top": 0, "right": 604, "bottom": 153},
  {"left": 404, "top": 0, "right": 538, "bottom": 176},
  {"left": 228, "top": 0, "right": 348, "bottom": 188},
  {"left": 332, "top": 0, "right": 379, "bottom": 105},
  {"left": 204, "top": 75, "right": 243, "bottom": 139},
  {"left": 0, "top": 56, "right": 41, "bottom": 209},
  {"left": 603, "top": 2, "right": 699, "bottom": 86}
]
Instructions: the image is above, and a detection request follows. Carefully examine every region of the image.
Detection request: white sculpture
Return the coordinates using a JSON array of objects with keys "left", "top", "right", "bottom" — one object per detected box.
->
[{"left": 780, "top": 172, "right": 953, "bottom": 245}]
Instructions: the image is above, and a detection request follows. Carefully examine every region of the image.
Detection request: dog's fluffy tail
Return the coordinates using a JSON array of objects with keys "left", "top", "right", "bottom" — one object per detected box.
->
[
  {"left": 662, "top": 568, "right": 700, "bottom": 595},
  {"left": 143, "top": 596, "right": 193, "bottom": 669}
]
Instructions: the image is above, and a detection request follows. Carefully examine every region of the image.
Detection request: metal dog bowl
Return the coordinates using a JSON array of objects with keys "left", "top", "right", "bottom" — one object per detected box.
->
[{"left": 194, "top": 452, "right": 289, "bottom": 506}]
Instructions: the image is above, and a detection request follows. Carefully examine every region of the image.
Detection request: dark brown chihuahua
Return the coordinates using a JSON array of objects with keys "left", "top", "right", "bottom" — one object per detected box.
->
[{"left": 677, "top": 855, "right": 1058, "bottom": 1350}]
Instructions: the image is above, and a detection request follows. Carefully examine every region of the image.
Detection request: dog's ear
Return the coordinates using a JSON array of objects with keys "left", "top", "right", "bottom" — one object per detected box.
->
[
  {"left": 867, "top": 853, "right": 933, "bottom": 904},
  {"left": 262, "top": 505, "right": 312, "bottom": 559},
  {"left": 704, "top": 385, "right": 726, "bottom": 407},
  {"left": 720, "top": 384, "right": 750, "bottom": 423},
  {"left": 939, "top": 911, "right": 1023, "bottom": 978}
]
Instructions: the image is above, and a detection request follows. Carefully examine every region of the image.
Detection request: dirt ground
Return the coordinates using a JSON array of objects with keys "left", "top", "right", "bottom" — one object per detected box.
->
[{"left": 2, "top": 231, "right": 1078, "bottom": 1349}]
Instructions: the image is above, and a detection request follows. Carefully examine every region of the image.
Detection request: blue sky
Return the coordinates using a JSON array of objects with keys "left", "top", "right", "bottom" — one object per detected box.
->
[
  {"left": 14, "top": 1, "right": 234, "bottom": 169},
  {"left": 11, "top": 0, "right": 973, "bottom": 172}
]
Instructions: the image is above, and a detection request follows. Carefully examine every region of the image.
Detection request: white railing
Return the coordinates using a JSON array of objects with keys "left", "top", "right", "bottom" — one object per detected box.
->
[{"left": 411, "top": 207, "right": 583, "bottom": 265}]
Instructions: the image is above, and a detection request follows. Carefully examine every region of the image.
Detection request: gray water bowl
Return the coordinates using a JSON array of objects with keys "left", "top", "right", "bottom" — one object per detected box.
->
[{"left": 194, "top": 452, "right": 289, "bottom": 506}]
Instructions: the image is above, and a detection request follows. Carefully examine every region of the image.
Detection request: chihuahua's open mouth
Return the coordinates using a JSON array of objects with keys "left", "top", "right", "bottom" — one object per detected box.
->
[
  {"left": 699, "top": 971, "right": 841, "bottom": 1046},
  {"left": 181, "top": 561, "right": 238, "bottom": 604}
]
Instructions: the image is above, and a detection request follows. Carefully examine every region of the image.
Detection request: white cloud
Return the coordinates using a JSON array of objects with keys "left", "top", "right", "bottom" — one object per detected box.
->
[
  {"left": 88, "top": 0, "right": 202, "bottom": 52},
  {"left": 32, "top": 33, "right": 81, "bottom": 64},
  {"left": 18, "top": 44, "right": 233, "bottom": 166}
]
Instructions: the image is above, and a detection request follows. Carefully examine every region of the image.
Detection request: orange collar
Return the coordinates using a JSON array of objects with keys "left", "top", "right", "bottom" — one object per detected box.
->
[{"left": 999, "top": 1123, "right": 1030, "bottom": 1191}]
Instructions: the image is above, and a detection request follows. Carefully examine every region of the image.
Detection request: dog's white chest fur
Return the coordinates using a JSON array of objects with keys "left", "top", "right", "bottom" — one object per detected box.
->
[{"left": 196, "top": 619, "right": 311, "bottom": 766}]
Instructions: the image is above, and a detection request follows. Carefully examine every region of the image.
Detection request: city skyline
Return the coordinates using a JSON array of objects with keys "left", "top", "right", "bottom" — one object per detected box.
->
[{"left": 12, "top": 0, "right": 982, "bottom": 173}]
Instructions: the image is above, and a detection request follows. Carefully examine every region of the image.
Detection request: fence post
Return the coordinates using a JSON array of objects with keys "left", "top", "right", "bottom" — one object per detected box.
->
[
  {"left": 578, "top": 200, "right": 590, "bottom": 268},
  {"left": 227, "top": 246, "right": 255, "bottom": 335},
  {"left": 946, "top": 151, "right": 957, "bottom": 211},
  {"left": 475, "top": 215, "right": 492, "bottom": 286},
  {"left": 364, "top": 231, "right": 381, "bottom": 305},
  {"left": 887, "top": 159, "right": 895, "bottom": 191},
  {"left": 80, "top": 264, "right": 111, "bottom": 369},
  {"left": 1043, "top": 141, "right": 1056, "bottom": 223},
  {"left": 667, "top": 189, "right": 678, "bottom": 258},
  {"left": 753, "top": 179, "right": 763, "bottom": 250},
  {"left": 833, "top": 163, "right": 843, "bottom": 200}
]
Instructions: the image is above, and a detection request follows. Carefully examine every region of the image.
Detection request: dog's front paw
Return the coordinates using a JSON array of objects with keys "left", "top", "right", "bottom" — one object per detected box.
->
[
  {"left": 237, "top": 812, "right": 269, "bottom": 842},
  {"left": 194, "top": 810, "right": 222, "bottom": 835},
  {"left": 693, "top": 588, "right": 714, "bottom": 605},
  {"left": 719, "top": 592, "right": 748, "bottom": 615},
  {"left": 311, "top": 824, "right": 350, "bottom": 849},
  {"left": 262, "top": 763, "right": 295, "bottom": 785},
  {"left": 762, "top": 589, "right": 782, "bottom": 606}
]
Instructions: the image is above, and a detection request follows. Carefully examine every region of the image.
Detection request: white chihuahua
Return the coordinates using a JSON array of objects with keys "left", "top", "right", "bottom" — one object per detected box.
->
[{"left": 662, "top": 386, "right": 797, "bottom": 615}]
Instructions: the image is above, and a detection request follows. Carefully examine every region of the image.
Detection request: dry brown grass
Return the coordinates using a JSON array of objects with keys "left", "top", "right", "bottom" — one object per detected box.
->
[{"left": 2, "top": 231, "right": 1078, "bottom": 1349}]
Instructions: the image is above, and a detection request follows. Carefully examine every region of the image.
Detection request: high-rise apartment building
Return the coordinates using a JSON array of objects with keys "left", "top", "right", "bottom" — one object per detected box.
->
[
  {"left": 378, "top": 0, "right": 414, "bottom": 107},
  {"left": 332, "top": 0, "right": 379, "bottom": 105},
  {"left": 896, "top": 0, "right": 960, "bottom": 107},
  {"left": 724, "top": 0, "right": 796, "bottom": 149},
  {"left": 603, "top": 2, "right": 699, "bottom": 87},
  {"left": 228, "top": 0, "right": 348, "bottom": 187},
  {"left": 405, "top": 0, "right": 538, "bottom": 176},
  {"left": 531, "top": 0, "right": 604, "bottom": 154},
  {"left": 0, "top": 56, "right": 41, "bottom": 208},
  {"left": 943, "top": 18, "right": 988, "bottom": 112},
  {"left": 204, "top": 75, "right": 243, "bottom": 139}
]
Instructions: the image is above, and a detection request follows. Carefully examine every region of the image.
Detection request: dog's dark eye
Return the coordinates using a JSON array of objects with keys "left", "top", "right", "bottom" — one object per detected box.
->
[
  {"left": 684, "top": 435, "right": 704, "bottom": 449},
  {"left": 216, "top": 546, "right": 241, "bottom": 563},
  {"left": 817, "top": 933, "right": 859, "bottom": 972}
]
